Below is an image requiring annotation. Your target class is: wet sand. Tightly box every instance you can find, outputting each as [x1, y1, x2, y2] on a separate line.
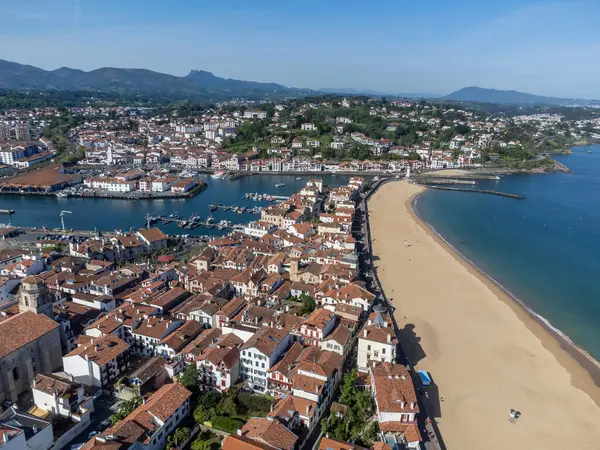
[369, 180, 600, 450]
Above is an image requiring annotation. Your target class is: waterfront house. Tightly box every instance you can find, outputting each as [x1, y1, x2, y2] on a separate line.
[370, 362, 422, 449]
[357, 305, 398, 371]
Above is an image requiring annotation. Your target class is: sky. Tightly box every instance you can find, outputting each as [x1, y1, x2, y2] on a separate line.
[1, 0, 600, 98]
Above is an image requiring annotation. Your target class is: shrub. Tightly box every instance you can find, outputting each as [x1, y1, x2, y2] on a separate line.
[211, 416, 245, 434]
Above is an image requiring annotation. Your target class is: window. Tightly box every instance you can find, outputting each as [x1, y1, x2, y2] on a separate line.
[12, 367, 19, 381]
[367, 345, 371, 351]
[382, 348, 386, 355]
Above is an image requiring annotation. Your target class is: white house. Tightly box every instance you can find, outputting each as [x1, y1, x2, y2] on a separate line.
[62, 334, 131, 387]
[243, 221, 277, 238]
[240, 327, 290, 392]
[357, 305, 398, 371]
[196, 344, 240, 392]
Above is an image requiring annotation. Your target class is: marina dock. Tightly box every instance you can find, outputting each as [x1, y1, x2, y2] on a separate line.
[145, 214, 244, 231]
[208, 204, 262, 214]
[243, 192, 290, 201]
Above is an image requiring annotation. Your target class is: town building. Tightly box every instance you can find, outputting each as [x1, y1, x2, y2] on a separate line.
[62, 334, 131, 387]
[357, 305, 398, 371]
[0, 312, 63, 404]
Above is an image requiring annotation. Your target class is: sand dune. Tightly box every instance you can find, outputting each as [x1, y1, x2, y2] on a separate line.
[369, 180, 600, 450]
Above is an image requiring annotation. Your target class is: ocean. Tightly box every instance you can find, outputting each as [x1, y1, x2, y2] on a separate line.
[414, 144, 600, 362]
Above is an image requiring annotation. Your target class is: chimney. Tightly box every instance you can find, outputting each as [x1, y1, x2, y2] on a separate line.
[387, 333, 391, 343]
[236, 429, 242, 436]
[306, 405, 310, 414]
[32, 425, 38, 434]
[2, 432, 8, 443]
[400, 401, 405, 409]
[363, 329, 367, 338]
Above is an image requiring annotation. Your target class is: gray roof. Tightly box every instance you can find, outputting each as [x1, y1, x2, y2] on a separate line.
[0, 407, 51, 441]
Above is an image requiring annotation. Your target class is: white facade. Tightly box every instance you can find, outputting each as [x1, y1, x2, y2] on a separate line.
[357, 334, 396, 371]
[243, 222, 277, 238]
[84, 178, 136, 192]
[240, 337, 290, 392]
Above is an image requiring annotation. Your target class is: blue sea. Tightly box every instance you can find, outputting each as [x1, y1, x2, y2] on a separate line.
[415, 145, 600, 362]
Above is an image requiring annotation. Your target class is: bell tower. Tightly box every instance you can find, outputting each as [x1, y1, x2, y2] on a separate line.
[19, 276, 53, 318]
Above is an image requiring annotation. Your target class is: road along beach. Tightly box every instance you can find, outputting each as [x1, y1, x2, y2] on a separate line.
[368, 180, 600, 450]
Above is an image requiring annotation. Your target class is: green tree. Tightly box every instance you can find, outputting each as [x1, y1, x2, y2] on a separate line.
[191, 440, 211, 450]
[298, 294, 316, 315]
[179, 364, 199, 391]
[110, 397, 142, 424]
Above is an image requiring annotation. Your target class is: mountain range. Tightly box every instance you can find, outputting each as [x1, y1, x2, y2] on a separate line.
[0, 59, 598, 106]
[0, 59, 309, 100]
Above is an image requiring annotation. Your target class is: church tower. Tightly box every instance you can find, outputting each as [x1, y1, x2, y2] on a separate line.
[19, 276, 53, 318]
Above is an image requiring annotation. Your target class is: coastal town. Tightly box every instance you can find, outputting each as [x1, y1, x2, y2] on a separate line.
[0, 172, 440, 450]
[0, 96, 597, 198]
[1, 93, 600, 450]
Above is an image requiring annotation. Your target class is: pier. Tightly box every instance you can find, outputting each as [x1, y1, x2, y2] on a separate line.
[419, 185, 525, 199]
[145, 214, 244, 231]
[243, 192, 290, 202]
[208, 204, 262, 214]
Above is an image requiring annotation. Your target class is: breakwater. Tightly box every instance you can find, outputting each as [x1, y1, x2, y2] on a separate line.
[420, 185, 525, 199]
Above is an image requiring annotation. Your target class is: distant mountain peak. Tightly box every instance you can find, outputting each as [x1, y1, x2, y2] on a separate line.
[442, 86, 597, 106]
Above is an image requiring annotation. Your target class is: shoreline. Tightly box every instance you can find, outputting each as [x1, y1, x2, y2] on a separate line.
[411, 191, 600, 404]
[368, 180, 600, 449]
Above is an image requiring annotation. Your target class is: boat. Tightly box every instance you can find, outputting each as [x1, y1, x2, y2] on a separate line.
[178, 221, 188, 228]
[209, 204, 217, 211]
[56, 191, 69, 198]
[207, 215, 215, 224]
[296, 177, 302, 180]
[587, 150, 593, 154]
[211, 170, 226, 179]
[0, 209, 15, 215]
[275, 183, 285, 187]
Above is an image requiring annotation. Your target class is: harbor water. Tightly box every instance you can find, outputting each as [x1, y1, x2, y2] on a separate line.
[0, 174, 359, 235]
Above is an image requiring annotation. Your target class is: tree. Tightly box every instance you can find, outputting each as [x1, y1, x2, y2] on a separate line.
[167, 427, 190, 450]
[179, 364, 199, 391]
[191, 440, 211, 450]
[110, 397, 142, 424]
[298, 294, 316, 315]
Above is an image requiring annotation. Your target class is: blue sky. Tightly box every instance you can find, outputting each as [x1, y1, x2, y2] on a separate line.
[1, 0, 599, 98]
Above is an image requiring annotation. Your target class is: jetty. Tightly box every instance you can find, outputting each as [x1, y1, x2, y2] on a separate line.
[145, 214, 244, 231]
[243, 192, 290, 202]
[421, 185, 525, 199]
[208, 204, 262, 214]
[417, 179, 476, 186]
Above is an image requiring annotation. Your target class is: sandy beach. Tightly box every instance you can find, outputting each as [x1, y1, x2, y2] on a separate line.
[369, 180, 600, 450]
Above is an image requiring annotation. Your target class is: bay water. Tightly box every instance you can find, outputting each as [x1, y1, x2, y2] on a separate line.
[415, 145, 600, 362]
